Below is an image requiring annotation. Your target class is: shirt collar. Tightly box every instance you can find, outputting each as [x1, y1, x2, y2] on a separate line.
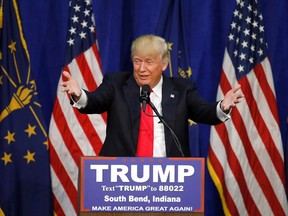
[151, 75, 163, 97]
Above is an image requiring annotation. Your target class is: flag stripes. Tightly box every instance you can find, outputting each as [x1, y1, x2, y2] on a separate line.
[207, 153, 243, 216]
[49, 3, 106, 213]
[49, 53, 105, 215]
[49, 139, 78, 213]
[209, 48, 287, 215]
[253, 64, 279, 124]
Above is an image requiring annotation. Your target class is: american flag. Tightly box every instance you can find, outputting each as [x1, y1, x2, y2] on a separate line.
[48, 0, 106, 215]
[208, 0, 288, 215]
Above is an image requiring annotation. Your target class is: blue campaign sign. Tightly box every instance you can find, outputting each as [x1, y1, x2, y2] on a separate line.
[80, 157, 204, 213]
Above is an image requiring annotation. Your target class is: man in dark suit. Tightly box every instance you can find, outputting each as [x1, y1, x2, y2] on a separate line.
[61, 34, 243, 157]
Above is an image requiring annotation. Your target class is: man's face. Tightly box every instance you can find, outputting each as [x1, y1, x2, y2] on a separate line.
[133, 54, 168, 88]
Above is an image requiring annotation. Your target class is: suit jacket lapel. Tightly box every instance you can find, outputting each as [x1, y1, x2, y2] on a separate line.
[123, 74, 140, 153]
[162, 76, 178, 155]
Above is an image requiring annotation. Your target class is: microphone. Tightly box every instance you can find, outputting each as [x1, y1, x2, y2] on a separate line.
[140, 84, 150, 112]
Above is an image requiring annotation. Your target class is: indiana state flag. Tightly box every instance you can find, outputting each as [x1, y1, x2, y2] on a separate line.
[0, 1, 52, 215]
[156, 0, 199, 156]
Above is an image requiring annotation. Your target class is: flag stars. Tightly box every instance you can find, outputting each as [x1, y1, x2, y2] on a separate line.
[43, 139, 49, 150]
[167, 42, 173, 51]
[259, 38, 264, 44]
[246, 16, 252, 24]
[74, 4, 81, 12]
[4, 130, 15, 144]
[237, 26, 241, 32]
[238, 13, 243, 20]
[1, 152, 12, 165]
[239, 53, 246, 60]
[239, 1, 245, 8]
[67, 0, 97, 52]
[236, 38, 240, 44]
[241, 41, 248, 48]
[79, 31, 86, 39]
[233, 10, 239, 17]
[89, 25, 95, 33]
[71, 15, 79, 23]
[258, 49, 264, 56]
[252, 20, 258, 28]
[188, 119, 196, 126]
[83, 9, 90, 16]
[243, 28, 250, 36]
[259, 14, 263, 21]
[8, 41, 17, 53]
[85, 0, 92, 5]
[23, 150, 35, 164]
[236, 0, 244, 7]
[231, 22, 237, 29]
[69, 27, 76, 35]
[253, 9, 258, 16]
[67, 38, 74, 46]
[237, 65, 245, 72]
[228, 1, 268, 76]
[81, 20, 88, 28]
[25, 124, 37, 138]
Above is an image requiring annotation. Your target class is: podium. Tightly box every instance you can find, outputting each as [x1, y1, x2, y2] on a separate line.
[79, 157, 204, 216]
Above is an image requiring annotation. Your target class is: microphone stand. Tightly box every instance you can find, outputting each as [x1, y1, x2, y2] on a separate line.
[147, 101, 185, 157]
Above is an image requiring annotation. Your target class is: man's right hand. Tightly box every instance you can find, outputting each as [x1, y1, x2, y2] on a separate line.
[60, 71, 82, 101]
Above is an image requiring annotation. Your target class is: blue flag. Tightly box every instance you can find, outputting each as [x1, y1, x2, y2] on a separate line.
[0, 1, 52, 215]
[156, 0, 200, 156]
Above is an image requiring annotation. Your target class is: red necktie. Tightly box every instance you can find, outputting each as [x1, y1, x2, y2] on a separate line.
[136, 103, 154, 157]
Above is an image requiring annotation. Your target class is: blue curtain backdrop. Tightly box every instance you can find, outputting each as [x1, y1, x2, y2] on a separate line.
[16, 0, 288, 215]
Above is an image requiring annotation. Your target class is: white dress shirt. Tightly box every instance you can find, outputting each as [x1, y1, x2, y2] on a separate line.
[149, 76, 166, 157]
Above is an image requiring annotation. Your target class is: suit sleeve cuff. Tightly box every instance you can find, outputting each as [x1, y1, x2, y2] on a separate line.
[216, 100, 231, 122]
[72, 89, 88, 109]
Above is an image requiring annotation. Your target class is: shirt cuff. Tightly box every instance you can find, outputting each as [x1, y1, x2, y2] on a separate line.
[216, 100, 231, 122]
[72, 89, 88, 109]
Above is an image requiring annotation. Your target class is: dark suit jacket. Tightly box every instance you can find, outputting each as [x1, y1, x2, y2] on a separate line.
[78, 72, 222, 157]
